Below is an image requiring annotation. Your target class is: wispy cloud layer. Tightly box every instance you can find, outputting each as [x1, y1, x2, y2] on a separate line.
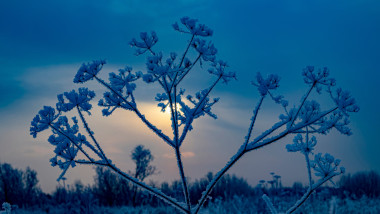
[0, 0, 379, 192]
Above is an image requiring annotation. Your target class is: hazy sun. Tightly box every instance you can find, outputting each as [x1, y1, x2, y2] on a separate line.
[164, 103, 181, 114]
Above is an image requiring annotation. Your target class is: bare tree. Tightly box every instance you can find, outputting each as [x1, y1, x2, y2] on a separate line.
[131, 145, 157, 182]
[130, 145, 156, 206]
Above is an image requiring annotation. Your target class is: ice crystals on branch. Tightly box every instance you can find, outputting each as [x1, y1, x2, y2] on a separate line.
[155, 93, 169, 112]
[307, 111, 353, 136]
[331, 88, 360, 116]
[302, 66, 336, 94]
[56, 88, 95, 114]
[299, 100, 321, 124]
[98, 66, 141, 116]
[74, 60, 106, 83]
[98, 91, 136, 116]
[252, 72, 288, 108]
[166, 52, 177, 66]
[192, 38, 217, 62]
[109, 66, 142, 93]
[286, 134, 317, 154]
[130, 31, 158, 55]
[187, 90, 219, 120]
[208, 60, 236, 84]
[142, 73, 155, 83]
[30, 106, 59, 138]
[172, 17, 213, 37]
[142, 53, 177, 84]
[312, 153, 345, 179]
[252, 72, 280, 96]
[146, 53, 168, 77]
[46, 114, 85, 181]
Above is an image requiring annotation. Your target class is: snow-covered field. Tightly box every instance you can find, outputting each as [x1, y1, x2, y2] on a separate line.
[10, 196, 380, 214]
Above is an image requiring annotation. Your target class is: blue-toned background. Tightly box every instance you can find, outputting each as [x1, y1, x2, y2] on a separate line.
[0, 0, 379, 192]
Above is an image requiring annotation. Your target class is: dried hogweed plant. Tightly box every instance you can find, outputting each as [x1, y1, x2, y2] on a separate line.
[30, 17, 359, 213]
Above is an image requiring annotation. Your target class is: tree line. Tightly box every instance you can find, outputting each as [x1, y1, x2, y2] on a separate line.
[1, 161, 379, 213]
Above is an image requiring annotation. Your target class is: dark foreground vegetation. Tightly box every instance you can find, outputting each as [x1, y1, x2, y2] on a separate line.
[1, 162, 379, 213]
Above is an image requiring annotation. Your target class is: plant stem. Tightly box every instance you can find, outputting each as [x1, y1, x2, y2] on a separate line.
[77, 107, 108, 162]
[49, 125, 94, 162]
[289, 83, 316, 128]
[286, 173, 339, 214]
[305, 127, 313, 186]
[244, 95, 265, 149]
[175, 147, 191, 212]
[247, 107, 338, 151]
[193, 149, 245, 214]
[94, 76, 174, 147]
[179, 75, 222, 146]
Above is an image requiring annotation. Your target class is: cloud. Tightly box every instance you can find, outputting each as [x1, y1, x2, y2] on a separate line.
[163, 151, 195, 159]
[1, 0, 380, 193]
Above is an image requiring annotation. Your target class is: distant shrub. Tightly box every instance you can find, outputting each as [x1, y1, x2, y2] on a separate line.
[339, 170, 380, 198]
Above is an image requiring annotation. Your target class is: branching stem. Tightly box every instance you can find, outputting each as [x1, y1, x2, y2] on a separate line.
[77, 106, 108, 162]
[49, 124, 94, 162]
[289, 83, 316, 128]
[94, 76, 174, 147]
[193, 149, 245, 214]
[178, 75, 222, 146]
[286, 173, 339, 214]
[244, 95, 265, 149]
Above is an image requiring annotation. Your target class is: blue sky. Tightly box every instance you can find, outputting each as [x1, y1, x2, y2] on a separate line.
[0, 0, 379, 192]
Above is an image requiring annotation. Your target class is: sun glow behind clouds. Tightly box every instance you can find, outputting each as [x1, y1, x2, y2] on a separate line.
[163, 103, 181, 114]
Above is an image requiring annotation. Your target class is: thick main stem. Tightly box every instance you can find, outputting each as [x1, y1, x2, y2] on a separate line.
[169, 77, 190, 211]
[175, 147, 191, 212]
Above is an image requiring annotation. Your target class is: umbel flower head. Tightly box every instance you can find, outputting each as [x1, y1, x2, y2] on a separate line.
[251, 72, 280, 96]
[109, 66, 142, 94]
[208, 60, 236, 84]
[30, 106, 59, 138]
[172, 17, 213, 37]
[130, 31, 158, 55]
[74, 60, 106, 83]
[331, 88, 360, 116]
[192, 38, 217, 62]
[286, 134, 317, 154]
[312, 153, 345, 179]
[302, 66, 335, 93]
[56, 88, 95, 114]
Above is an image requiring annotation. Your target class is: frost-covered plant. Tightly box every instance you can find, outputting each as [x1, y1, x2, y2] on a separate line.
[1, 202, 11, 214]
[30, 17, 359, 214]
